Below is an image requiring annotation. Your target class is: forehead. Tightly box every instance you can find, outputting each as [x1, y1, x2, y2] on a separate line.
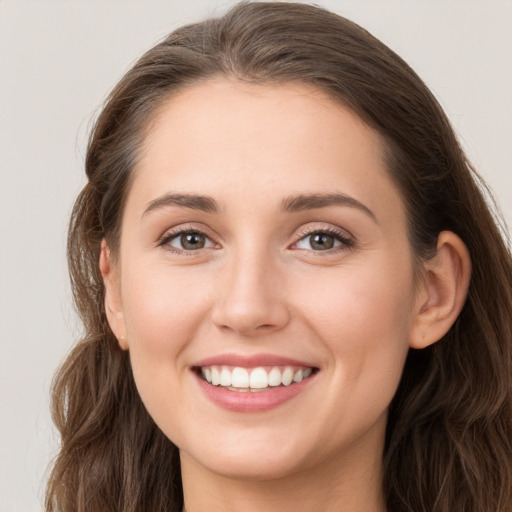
[128, 78, 404, 224]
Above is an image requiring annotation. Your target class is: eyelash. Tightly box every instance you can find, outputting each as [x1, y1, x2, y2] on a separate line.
[157, 225, 354, 254]
[293, 226, 354, 253]
[157, 226, 216, 255]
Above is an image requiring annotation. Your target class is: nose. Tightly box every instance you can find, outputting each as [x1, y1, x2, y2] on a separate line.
[211, 250, 290, 338]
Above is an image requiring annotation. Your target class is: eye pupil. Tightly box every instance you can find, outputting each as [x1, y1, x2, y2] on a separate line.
[310, 233, 334, 250]
[181, 232, 205, 250]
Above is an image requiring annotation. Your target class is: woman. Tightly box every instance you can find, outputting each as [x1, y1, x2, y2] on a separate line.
[46, 2, 512, 511]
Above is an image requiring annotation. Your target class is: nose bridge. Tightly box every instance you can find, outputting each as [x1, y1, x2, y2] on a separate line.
[212, 237, 289, 336]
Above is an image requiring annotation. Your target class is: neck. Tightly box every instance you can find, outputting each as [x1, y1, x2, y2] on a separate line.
[180, 429, 387, 512]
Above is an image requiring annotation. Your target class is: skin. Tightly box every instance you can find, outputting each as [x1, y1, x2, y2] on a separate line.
[101, 79, 471, 512]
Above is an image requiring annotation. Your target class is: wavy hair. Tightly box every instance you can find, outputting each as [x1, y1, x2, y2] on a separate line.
[46, 2, 512, 511]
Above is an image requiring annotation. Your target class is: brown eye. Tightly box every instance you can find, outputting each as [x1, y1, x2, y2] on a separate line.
[294, 229, 352, 252]
[163, 230, 215, 251]
[309, 233, 335, 250]
[180, 232, 206, 250]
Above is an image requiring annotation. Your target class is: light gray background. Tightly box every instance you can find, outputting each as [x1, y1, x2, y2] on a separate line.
[1, 1, 511, 510]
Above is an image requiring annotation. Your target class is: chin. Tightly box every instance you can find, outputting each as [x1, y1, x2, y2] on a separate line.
[180, 433, 312, 482]
[193, 455, 305, 482]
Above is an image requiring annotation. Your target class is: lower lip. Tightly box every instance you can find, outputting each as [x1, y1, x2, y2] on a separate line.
[194, 371, 316, 413]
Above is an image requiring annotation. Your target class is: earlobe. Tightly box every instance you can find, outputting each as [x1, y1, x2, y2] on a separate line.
[409, 231, 471, 349]
[99, 239, 128, 350]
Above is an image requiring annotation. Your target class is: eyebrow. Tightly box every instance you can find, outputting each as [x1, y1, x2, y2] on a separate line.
[142, 193, 220, 217]
[281, 193, 377, 222]
[142, 191, 377, 222]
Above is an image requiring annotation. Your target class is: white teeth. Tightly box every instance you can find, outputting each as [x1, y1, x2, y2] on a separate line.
[231, 367, 249, 388]
[201, 365, 314, 389]
[268, 367, 282, 387]
[249, 367, 268, 389]
[220, 367, 232, 387]
[281, 367, 294, 386]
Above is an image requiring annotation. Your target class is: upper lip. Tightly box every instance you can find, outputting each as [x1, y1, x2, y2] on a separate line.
[193, 353, 317, 368]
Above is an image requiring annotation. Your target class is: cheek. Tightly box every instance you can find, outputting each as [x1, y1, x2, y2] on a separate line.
[120, 263, 211, 414]
[292, 261, 414, 441]
[119, 264, 216, 435]
[122, 263, 209, 352]
[294, 256, 415, 392]
[298, 255, 414, 340]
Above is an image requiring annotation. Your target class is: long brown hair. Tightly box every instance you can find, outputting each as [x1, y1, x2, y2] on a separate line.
[46, 3, 512, 511]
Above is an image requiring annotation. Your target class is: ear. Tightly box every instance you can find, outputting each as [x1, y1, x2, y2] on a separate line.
[409, 231, 471, 349]
[99, 239, 128, 350]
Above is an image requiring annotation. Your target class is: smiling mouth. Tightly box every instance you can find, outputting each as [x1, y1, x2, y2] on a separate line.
[195, 365, 318, 392]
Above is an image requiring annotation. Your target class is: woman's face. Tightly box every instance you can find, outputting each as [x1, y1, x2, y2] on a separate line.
[107, 79, 421, 480]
